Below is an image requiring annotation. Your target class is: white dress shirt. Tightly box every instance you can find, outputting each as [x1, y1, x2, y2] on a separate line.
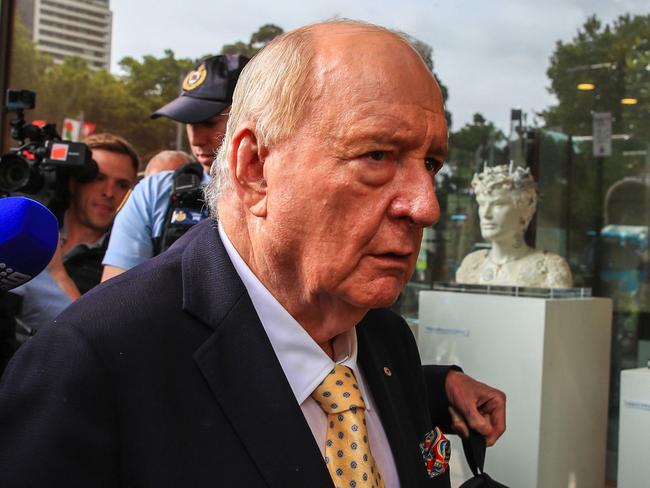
[218, 223, 400, 487]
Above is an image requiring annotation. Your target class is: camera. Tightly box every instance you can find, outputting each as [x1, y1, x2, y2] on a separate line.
[0, 89, 97, 209]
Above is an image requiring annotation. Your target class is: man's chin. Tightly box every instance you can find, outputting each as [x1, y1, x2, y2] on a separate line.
[86, 217, 112, 234]
[345, 281, 404, 310]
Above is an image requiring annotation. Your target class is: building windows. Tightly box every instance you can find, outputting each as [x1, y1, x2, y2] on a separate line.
[19, 0, 112, 70]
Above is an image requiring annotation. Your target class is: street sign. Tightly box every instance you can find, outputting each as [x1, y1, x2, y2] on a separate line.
[592, 112, 612, 157]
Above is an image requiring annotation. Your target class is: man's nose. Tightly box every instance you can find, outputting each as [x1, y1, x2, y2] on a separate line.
[387, 162, 440, 227]
[187, 125, 207, 147]
[100, 179, 115, 199]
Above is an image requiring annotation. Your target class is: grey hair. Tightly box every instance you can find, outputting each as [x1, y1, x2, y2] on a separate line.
[204, 19, 431, 218]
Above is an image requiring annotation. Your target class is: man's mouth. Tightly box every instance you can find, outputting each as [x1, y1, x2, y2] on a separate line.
[197, 154, 213, 163]
[93, 203, 114, 214]
[369, 251, 413, 265]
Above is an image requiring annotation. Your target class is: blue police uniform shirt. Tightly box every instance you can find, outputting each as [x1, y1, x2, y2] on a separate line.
[102, 169, 211, 271]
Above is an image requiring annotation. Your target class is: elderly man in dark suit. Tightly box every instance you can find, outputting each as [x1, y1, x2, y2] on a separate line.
[0, 20, 505, 487]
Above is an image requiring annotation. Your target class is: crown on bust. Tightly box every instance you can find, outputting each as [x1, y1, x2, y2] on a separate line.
[472, 162, 537, 195]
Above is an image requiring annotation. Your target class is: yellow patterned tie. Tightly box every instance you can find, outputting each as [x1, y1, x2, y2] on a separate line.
[311, 365, 385, 488]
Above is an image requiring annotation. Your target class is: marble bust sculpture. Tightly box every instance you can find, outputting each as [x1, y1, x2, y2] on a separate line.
[455, 164, 572, 288]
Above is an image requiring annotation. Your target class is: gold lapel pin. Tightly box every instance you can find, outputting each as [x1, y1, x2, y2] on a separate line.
[383, 366, 392, 377]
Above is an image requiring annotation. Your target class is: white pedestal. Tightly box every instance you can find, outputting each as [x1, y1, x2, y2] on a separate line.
[617, 368, 650, 488]
[417, 291, 612, 488]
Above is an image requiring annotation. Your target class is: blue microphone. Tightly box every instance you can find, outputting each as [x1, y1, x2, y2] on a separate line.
[0, 197, 59, 291]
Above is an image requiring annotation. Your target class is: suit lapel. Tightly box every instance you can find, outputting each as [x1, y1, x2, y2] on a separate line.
[357, 314, 426, 487]
[182, 222, 332, 488]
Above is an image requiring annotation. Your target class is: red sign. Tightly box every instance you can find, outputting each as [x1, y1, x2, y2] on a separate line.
[50, 143, 69, 161]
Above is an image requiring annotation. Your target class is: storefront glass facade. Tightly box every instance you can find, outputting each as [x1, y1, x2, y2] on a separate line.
[396, 114, 650, 482]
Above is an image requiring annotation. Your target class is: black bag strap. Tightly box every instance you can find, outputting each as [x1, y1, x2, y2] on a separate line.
[459, 430, 510, 488]
[462, 429, 486, 476]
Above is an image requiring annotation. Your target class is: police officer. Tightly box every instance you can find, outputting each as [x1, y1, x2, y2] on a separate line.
[101, 54, 249, 281]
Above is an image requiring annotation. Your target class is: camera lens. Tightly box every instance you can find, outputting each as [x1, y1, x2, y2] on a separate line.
[0, 153, 31, 192]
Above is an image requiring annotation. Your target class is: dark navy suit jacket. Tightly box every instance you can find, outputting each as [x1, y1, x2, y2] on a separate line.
[0, 220, 453, 487]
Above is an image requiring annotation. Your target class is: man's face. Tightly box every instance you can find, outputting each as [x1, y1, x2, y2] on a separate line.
[477, 190, 523, 242]
[69, 149, 137, 232]
[259, 30, 448, 312]
[186, 111, 229, 173]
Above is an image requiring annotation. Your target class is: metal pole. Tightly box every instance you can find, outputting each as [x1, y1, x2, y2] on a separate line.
[0, 0, 16, 153]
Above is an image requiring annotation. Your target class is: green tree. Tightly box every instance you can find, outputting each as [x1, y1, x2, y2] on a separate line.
[450, 113, 505, 154]
[31, 57, 161, 159]
[6, 21, 288, 161]
[118, 50, 195, 157]
[250, 24, 284, 50]
[543, 14, 650, 139]
[221, 41, 253, 56]
[449, 113, 506, 179]
[221, 24, 284, 57]
[8, 16, 52, 94]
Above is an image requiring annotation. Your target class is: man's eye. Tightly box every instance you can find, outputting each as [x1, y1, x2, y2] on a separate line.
[367, 151, 386, 161]
[425, 158, 443, 174]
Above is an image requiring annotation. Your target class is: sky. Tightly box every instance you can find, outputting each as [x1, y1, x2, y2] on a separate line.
[110, 0, 649, 133]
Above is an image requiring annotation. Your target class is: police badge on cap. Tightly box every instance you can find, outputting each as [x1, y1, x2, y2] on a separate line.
[151, 54, 250, 124]
[182, 64, 208, 92]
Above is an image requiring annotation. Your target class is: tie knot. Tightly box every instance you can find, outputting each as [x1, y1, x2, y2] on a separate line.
[311, 365, 365, 414]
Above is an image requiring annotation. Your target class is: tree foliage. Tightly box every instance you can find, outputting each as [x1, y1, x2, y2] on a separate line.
[543, 14, 650, 139]
[449, 113, 507, 180]
[8, 19, 469, 167]
[450, 113, 505, 154]
[221, 23, 284, 57]
[8, 17, 51, 93]
[6, 20, 283, 162]
[250, 24, 284, 50]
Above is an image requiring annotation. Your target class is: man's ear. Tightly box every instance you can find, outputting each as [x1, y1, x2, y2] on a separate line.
[229, 125, 268, 218]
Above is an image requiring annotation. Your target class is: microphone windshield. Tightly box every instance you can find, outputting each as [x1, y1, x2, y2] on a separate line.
[0, 197, 59, 291]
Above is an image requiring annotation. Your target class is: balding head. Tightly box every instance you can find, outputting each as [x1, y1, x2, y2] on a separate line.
[144, 150, 194, 177]
[206, 20, 443, 214]
[207, 19, 447, 338]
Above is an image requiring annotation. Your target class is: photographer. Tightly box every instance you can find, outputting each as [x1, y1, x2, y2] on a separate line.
[10, 133, 138, 331]
[101, 54, 248, 281]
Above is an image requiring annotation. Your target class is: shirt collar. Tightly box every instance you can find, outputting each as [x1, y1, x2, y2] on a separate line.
[217, 222, 371, 409]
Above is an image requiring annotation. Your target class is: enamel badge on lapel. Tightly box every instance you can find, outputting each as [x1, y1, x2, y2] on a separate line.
[420, 427, 451, 478]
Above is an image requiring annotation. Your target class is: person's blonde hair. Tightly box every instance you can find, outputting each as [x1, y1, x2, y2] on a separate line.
[205, 19, 427, 217]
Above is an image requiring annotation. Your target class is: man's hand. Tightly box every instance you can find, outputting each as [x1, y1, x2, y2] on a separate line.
[445, 370, 506, 446]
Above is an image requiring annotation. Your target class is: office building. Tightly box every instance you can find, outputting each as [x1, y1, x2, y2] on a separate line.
[17, 0, 112, 71]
